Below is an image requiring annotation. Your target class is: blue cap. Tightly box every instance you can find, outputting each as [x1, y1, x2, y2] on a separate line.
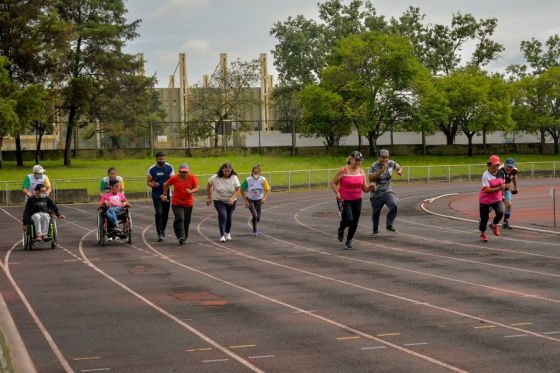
[504, 158, 515, 167]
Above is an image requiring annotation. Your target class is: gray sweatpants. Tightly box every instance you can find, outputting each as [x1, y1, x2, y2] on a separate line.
[31, 212, 50, 237]
[370, 191, 398, 231]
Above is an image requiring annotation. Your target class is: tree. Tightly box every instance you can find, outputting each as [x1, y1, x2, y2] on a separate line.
[321, 32, 426, 155]
[270, 0, 387, 87]
[514, 67, 560, 154]
[0, 0, 68, 166]
[55, 0, 142, 166]
[270, 85, 302, 133]
[0, 57, 19, 169]
[187, 58, 260, 148]
[298, 85, 351, 147]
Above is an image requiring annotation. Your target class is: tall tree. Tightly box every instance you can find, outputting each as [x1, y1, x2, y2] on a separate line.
[0, 0, 68, 166]
[0, 57, 19, 169]
[55, 0, 141, 166]
[321, 32, 426, 155]
[298, 85, 351, 147]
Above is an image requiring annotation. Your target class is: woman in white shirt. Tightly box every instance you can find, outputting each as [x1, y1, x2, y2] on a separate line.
[206, 163, 241, 242]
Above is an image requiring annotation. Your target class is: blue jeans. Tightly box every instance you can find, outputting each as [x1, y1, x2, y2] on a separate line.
[370, 191, 398, 231]
[213, 200, 236, 236]
[106, 206, 124, 231]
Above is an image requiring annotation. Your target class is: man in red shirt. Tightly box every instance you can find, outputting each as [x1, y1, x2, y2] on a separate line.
[162, 163, 199, 244]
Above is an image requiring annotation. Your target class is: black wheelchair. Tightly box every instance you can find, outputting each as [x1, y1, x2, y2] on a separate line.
[97, 207, 132, 245]
[22, 214, 57, 250]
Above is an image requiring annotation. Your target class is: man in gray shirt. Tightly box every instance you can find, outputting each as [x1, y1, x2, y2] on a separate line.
[369, 149, 403, 234]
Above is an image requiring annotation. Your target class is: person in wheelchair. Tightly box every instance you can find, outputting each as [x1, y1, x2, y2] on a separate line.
[22, 184, 64, 241]
[99, 179, 130, 238]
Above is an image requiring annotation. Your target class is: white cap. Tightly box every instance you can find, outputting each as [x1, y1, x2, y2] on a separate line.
[32, 165, 46, 173]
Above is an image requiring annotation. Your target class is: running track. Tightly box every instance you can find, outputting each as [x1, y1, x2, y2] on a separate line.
[1, 179, 559, 372]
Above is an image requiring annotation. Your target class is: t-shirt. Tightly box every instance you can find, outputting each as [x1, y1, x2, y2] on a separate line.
[369, 160, 400, 196]
[208, 174, 241, 203]
[99, 192, 127, 208]
[241, 176, 270, 201]
[166, 174, 199, 207]
[147, 163, 174, 198]
[99, 176, 125, 194]
[479, 170, 505, 205]
[499, 165, 518, 184]
[22, 174, 51, 197]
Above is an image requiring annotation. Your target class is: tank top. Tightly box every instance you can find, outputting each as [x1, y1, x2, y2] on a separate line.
[339, 168, 364, 200]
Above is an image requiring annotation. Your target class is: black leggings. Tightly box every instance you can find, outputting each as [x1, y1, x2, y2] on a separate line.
[247, 199, 262, 232]
[339, 199, 362, 241]
[152, 197, 170, 234]
[479, 201, 504, 232]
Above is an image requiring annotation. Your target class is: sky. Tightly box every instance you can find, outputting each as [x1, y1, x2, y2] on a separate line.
[124, 0, 560, 87]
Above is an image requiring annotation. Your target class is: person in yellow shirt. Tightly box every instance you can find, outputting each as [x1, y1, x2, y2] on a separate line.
[22, 165, 51, 198]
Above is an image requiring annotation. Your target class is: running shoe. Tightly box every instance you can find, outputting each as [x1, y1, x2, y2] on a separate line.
[220, 236, 226, 242]
[157, 233, 163, 242]
[252, 231, 258, 237]
[386, 225, 397, 232]
[179, 237, 185, 245]
[337, 227, 344, 242]
[489, 223, 501, 236]
[344, 240, 353, 249]
[480, 232, 488, 242]
[225, 233, 232, 241]
[502, 222, 512, 229]
[373, 229, 379, 235]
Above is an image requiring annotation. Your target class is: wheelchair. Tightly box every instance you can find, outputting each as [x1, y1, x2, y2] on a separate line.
[22, 214, 57, 250]
[97, 207, 132, 245]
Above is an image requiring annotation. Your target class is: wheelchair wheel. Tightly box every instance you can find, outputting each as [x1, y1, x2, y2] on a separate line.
[125, 212, 132, 244]
[23, 224, 34, 250]
[97, 213, 106, 246]
[49, 218, 57, 249]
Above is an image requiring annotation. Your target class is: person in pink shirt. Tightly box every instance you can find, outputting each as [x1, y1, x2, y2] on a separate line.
[99, 179, 129, 235]
[479, 155, 511, 242]
[331, 151, 371, 249]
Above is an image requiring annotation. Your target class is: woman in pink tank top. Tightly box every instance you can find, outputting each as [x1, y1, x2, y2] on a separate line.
[331, 151, 372, 249]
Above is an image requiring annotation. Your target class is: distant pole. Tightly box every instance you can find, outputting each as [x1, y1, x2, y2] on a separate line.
[553, 188, 557, 228]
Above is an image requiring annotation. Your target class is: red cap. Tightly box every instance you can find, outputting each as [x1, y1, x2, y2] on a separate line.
[488, 155, 500, 166]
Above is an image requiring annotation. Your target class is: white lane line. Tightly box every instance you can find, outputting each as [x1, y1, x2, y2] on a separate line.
[361, 346, 387, 350]
[81, 369, 110, 372]
[0, 209, 75, 373]
[198, 211, 560, 346]
[543, 331, 560, 335]
[78, 230, 264, 373]
[249, 355, 276, 359]
[202, 359, 230, 363]
[291, 202, 560, 305]
[183, 223, 467, 373]
[294, 309, 316, 314]
[403, 342, 429, 347]
[504, 334, 528, 338]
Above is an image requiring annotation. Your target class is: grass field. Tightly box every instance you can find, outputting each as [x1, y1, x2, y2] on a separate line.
[1, 153, 558, 195]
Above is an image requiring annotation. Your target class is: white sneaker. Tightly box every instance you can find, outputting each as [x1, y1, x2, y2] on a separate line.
[219, 236, 226, 242]
[225, 233, 232, 241]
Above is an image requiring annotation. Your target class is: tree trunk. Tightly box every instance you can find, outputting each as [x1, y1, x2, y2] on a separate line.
[540, 128, 546, 155]
[15, 135, 23, 166]
[64, 106, 77, 166]
[0, 137, 3, 169]
[421, 130, 426, 155]
[467, 134, 474, 157]
[482, 127, 487, 153]
[367, 131, 377, 157]
[35, 125, 45, 165]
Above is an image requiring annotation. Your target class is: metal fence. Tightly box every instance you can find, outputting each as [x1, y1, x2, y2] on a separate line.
[2, 161, 557, 206]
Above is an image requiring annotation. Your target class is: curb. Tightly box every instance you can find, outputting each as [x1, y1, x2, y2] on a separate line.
[0, 291, 37, 373]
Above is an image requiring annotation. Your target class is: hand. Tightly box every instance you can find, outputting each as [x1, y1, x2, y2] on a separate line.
[227, 197, 235, 206]
[262, 197, 268, 204]
[206, 198, 211, 206]
[511, 189, 518, 195]
[58, 215, 65, 220]
[244, 199, 250, 207]
[152, 181, 159, 188]
[161, 195, 168, 202]
[22, 224, 27, 231]
[335, 192, 341, 200]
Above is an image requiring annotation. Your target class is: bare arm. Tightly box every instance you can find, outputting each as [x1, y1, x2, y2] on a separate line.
[331, 168, 345, 199]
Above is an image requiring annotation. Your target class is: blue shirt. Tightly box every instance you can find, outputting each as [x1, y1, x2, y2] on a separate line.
[147, 163, 174, 198]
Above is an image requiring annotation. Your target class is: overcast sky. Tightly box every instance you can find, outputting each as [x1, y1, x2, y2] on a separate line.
[124, 0, 560, 87]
